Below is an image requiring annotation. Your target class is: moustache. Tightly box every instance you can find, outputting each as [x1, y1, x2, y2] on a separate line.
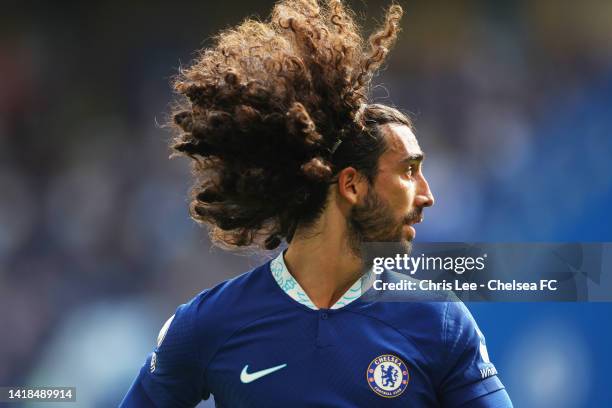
[402, 209, 422, 225]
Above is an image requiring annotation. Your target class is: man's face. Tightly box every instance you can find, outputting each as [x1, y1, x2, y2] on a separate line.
[348, 123, 434, 249]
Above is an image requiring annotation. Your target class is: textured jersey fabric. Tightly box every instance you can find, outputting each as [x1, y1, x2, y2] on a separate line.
[120, 256, 512, 407]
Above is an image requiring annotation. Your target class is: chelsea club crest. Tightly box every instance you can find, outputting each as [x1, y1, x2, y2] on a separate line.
[366, 354, 409, 398]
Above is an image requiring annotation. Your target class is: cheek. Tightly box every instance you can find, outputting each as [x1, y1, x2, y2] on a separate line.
[377, 175, 415, 211]
[395, 179, 415, 209]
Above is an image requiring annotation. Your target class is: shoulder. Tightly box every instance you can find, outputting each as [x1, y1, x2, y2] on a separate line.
[186, 260, 273, 314]
[129, 261, 281, 406]
[167, 260, 288, 365]
[360, 270, 458, 329]
[356, 271, 481, 371]
[371, 270, 481, 346]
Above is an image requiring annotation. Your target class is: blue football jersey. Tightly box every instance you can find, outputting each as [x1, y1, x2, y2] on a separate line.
[120, 253, 512, 407]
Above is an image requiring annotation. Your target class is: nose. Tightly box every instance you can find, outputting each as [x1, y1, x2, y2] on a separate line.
[415, 175, 434, 208]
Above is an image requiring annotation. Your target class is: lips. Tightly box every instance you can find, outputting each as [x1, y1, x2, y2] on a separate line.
[405, 216, 423, 226]
[404, 215, 423, 240]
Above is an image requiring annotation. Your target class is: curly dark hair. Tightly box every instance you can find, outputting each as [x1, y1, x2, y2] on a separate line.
[169, 0, 411, 250]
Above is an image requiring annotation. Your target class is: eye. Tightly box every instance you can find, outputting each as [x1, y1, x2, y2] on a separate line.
[405, 164, 417, 178]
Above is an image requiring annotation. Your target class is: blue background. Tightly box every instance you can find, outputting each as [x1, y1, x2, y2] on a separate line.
[1, 1, 610, 407]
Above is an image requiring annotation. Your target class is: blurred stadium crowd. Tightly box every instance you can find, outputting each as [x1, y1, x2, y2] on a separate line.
[1, 1, 611, 406]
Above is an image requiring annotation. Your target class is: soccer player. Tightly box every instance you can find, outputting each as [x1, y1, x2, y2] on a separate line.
[121, 0, 513, 406]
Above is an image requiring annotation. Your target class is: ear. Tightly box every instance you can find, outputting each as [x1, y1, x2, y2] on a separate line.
[336, 167, 368, 205]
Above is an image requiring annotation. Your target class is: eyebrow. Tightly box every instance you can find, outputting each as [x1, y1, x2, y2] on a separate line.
[399, 152, 425, 164]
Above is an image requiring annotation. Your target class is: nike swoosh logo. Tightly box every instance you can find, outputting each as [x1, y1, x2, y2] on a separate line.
[240, 363, 287, 384]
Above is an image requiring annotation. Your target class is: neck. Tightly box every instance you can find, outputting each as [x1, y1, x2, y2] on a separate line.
[284, 203, 363, 309]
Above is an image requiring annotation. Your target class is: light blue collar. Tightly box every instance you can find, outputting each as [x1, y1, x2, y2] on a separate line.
[270, 251, 369, 309]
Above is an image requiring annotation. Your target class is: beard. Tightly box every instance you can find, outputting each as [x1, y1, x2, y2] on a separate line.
[346, 188, 421, 264]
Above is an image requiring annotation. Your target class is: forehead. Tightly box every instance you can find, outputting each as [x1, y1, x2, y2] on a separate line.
[383, 123, 422, 156]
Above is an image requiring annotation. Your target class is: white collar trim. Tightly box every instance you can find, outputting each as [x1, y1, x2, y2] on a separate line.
[270, 251, 369, 310]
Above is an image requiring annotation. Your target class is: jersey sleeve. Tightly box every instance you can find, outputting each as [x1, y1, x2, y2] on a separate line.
[438, 301, 512, 408]
[458, 389, 513, 408]
[120, 293, 209, 407]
